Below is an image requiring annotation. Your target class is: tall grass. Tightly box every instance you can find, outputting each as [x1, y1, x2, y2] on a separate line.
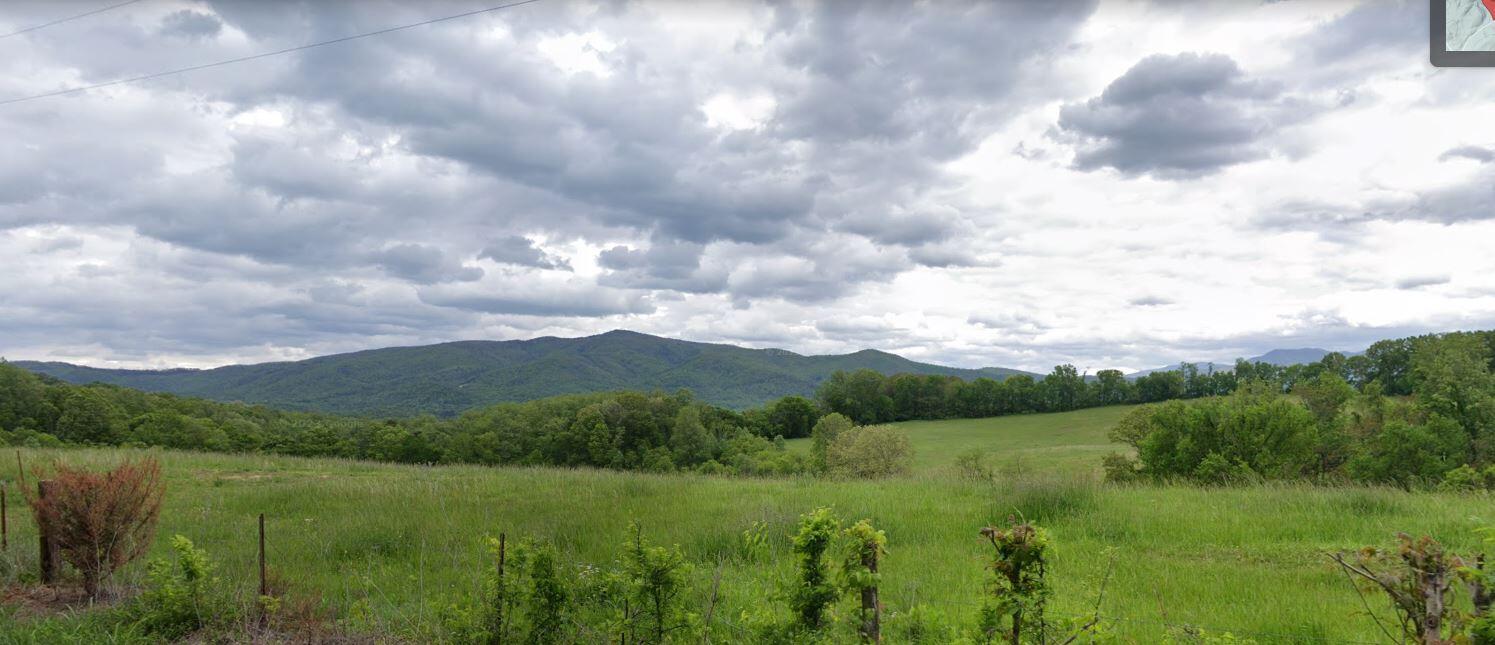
[0, 406, 1491, 642]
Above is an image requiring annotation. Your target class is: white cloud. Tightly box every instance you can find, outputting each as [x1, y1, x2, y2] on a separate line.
[2, 0, 1494, 376]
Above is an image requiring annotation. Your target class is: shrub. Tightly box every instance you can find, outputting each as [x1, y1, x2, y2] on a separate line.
[956, 448, 995, 482]
[1347, 417, 1462, 488]
[29, 458, 164, 598]
[824, 425, 913, 479]
[133, 535, 231, 639]
[1100, 453, 1140, 483]
[525, 542, 570, 644]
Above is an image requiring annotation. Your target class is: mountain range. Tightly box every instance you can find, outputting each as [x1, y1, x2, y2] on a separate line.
[1125, 347, 1358, 378]
[11, 330, 1034, 417]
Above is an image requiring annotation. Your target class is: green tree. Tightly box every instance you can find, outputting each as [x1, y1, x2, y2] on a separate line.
[810, 413, 856, 473]
[767, 395, 818, 439]
[56, 389, 123, 444]
[1411, 334, 1495, 463]
[668, 406, 713, 466]
[1092, 369, 1132, 406]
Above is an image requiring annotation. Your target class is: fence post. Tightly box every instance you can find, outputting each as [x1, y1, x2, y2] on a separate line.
[496, 532, 506, 644]
[861, 546, 880, 643]
[1, 484, 7, 551]
[259, 513, 268, 597]
[37, 480, 58, 584]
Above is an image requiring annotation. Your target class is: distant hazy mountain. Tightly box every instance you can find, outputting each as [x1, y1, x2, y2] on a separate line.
[13, 330, 1035, 417]
[1127, 347, 1358, 378]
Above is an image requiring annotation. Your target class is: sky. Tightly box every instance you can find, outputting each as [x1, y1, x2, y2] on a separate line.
[3, 0, 1495, 375]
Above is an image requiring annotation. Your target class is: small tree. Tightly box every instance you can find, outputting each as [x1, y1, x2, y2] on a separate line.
[979, 519, 1050, 645]
[790, 507, 842, 630]
[811, 414, 856, 473]
[620, 522, 692, 644]
[29, 458, 164, 598]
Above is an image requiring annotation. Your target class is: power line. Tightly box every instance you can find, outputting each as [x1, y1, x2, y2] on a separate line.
[0, 0, 545, 107]
[0, 0, 145, 40]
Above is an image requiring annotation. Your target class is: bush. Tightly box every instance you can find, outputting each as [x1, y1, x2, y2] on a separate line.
[29, 458, 164, 598]
[789, 507, 841, 631]
[956, 448, 994, 482]
[133, 535, 231, 639]
[1101, 453, 1141, 483]
[824, 425, 913, 479]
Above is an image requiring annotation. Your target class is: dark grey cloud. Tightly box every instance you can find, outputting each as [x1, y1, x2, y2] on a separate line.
[416, 282, 655, 318]
[372, 244, 483, 284]
[1440, 145, 1495, 163]
[479, 236, 570, 270]
[1057, 52, 1304, 177]
[160, 10, 223, 40]
[1395, 275, 1450, 290]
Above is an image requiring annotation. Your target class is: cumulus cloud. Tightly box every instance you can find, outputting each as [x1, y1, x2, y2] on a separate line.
[4, 0, 1495, 373]
[1057, 52, 1306, 177]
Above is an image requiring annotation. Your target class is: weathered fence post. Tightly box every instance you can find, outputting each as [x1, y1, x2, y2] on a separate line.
[14, 450, 24, 489]
[259, 513, 268, 597]
[37, 480, 59, 584]
[861, 546, 880, 643]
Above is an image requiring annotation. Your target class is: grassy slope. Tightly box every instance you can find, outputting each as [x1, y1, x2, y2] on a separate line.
[2, 407, 1493, 642]
[14, 330, 1034, 417]
[786, 405, 1136, 477]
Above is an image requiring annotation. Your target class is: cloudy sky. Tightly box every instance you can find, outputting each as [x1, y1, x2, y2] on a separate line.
[3, 0, 1494, 374]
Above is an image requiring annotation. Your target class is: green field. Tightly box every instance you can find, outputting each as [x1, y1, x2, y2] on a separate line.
[3, 406, 1493, 643]
[786, 406, 1136, 477]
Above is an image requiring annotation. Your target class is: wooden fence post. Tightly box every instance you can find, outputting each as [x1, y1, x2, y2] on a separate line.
[259, 513, 268, 597]
[1, 484, 8, 551]
[37, 480, 58, 584]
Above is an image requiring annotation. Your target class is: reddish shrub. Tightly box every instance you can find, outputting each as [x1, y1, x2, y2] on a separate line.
[29, 458, 164, 598]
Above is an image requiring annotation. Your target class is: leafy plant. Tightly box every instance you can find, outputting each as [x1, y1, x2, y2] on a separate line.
[978, 518, 1050, 644]
[132, 535, 231, 639]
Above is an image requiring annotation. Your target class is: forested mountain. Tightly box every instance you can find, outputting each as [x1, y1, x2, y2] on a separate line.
[12, 330, 1033, 416]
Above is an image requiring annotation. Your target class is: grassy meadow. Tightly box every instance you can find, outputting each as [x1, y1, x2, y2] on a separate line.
[2, 406, 1493, 643]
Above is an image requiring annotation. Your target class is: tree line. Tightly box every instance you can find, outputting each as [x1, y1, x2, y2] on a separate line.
[2, 328, 1488, 479]
[1106, 330, 1495, 488]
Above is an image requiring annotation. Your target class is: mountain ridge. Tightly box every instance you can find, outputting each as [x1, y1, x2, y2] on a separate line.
[1125, 347, 1362, 378]
[11, 330, 1035, 417]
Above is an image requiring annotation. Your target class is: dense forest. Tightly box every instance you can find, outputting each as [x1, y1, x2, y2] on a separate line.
[3, 329, 1491, 485]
